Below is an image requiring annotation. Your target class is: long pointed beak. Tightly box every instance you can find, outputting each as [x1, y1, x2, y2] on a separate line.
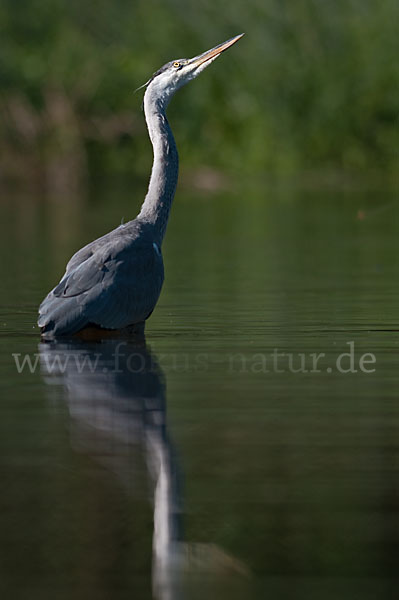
[190, 33, 244, 67]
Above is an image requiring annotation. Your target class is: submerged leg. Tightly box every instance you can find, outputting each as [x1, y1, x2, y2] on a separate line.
[72, 321, 146, 341]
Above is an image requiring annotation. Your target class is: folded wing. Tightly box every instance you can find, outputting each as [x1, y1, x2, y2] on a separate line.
[38, 233, 163, 337]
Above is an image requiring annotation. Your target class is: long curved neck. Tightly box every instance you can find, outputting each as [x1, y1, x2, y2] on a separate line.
[137, 91, 179, 245]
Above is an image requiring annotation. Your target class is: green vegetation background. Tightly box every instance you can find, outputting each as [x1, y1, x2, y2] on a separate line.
[0, 0, 397, 185]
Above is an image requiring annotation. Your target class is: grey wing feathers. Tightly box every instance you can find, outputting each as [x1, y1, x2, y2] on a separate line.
[64, 229, 113, 274]
[38, 229, 164, 338]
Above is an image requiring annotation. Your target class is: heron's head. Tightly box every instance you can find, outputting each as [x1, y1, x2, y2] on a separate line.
[142, 34, 244, 108]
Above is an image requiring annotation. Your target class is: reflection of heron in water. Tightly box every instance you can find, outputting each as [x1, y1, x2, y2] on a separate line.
[39, 340, 247, 599]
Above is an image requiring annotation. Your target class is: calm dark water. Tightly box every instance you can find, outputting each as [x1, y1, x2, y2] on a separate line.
[0, 183, 398, 599]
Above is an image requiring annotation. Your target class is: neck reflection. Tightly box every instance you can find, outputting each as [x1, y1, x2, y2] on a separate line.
[39, 339, 181, 599]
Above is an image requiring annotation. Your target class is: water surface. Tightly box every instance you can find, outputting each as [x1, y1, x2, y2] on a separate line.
[0, 183, 398, 599]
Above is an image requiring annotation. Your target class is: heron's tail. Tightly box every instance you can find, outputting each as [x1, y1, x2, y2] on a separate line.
[38, 293, 87, 338]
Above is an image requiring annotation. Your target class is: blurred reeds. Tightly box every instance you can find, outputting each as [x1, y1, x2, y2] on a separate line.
[0, 0, 397, 190]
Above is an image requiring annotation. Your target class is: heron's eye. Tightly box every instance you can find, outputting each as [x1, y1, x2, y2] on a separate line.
[173, 62, 181, 69]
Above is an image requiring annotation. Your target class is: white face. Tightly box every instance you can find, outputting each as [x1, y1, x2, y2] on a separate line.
[143, 34, 244, 107]
[144, 55, 219, 106]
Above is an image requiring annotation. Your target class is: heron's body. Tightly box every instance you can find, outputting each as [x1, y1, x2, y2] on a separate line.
[38, 34, 243, 339]
[38, 221, 164, 337]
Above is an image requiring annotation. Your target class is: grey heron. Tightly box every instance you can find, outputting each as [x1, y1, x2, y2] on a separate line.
[38, 34, 244, 339]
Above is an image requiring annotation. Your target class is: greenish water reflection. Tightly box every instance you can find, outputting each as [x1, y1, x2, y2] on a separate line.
[0, 183, 398, 599]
